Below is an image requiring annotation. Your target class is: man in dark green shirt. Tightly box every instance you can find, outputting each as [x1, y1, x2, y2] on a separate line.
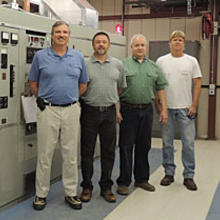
[116, 34, 168, 195]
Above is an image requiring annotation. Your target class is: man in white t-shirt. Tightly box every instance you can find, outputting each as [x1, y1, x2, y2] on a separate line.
[156, 30, 202, 191]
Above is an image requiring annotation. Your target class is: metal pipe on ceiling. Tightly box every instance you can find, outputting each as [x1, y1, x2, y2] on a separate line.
[187, 0, 192, 15]
[122, 0, 125, 36]
[124, 0, 208, 7]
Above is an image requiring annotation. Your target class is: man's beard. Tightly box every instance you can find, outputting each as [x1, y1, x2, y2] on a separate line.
[95, 48, 107, 55]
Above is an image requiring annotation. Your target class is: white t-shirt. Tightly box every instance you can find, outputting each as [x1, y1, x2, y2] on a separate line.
[156, 53, 202, 109]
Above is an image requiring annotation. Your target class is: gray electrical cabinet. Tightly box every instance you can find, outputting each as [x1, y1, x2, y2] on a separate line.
[149, 40, 200, 138]
[0, 6, 126, 208]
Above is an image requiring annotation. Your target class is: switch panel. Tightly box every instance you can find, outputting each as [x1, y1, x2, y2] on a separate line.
[1, 31, 9, 44]
[1, 51, 8, 69]
[28, 35, 45, 47]
[26, 47, 41, 64]
[0, 96, 8, 109]
[209, 84, 215, 95]
[11, 33, 18, 45]
[2, 72, 6, 80]
[10, 65, 15, 97]
[1, 117, 7, 124]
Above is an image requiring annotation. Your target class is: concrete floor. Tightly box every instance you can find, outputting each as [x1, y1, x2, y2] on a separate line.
[0, 138, 220, 220]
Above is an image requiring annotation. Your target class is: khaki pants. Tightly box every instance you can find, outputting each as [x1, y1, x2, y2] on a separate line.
[35, 103, 80, 198]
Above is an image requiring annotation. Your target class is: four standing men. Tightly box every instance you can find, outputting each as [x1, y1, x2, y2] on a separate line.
[80, 32, 126, 203]
[29, 21, 89, 210]
[156, 30, 202, 191]
[30, 21, 202, 211]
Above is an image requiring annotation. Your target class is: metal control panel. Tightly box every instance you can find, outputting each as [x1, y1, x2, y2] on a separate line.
[0, 25, 22, 208]
[0, 27, 19, 126]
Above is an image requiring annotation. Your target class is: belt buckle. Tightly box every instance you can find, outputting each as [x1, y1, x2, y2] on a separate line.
[99, 106, 107, 112]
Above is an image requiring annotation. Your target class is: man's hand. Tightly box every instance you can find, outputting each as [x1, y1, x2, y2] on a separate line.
[154, 99, 162, 114]
[156, 89, 168, 124]
[160, 108, 168, 124]
[116, 111, 123, 123]
[188, 104, 196, 116]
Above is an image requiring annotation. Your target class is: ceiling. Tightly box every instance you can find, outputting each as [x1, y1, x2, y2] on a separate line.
[124, 0, 209, 16]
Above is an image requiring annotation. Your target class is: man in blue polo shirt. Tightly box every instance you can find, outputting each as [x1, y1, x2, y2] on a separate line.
[29, 21, 89, 211]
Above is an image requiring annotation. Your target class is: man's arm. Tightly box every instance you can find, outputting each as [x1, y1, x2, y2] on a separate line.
[118, 88, 122, 95]
[116, 88, 123, 123]
[29, 81, 38, 97]
[157, 89, 168, 124]
[188, 77, 202, 116]
[79, 83, 87, 96]
[154, 92, 162, 114]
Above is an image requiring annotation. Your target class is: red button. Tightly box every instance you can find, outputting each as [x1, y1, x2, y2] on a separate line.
[2, 73, 6, 80]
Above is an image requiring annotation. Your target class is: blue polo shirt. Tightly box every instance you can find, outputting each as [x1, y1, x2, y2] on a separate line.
[29, 47, 89, 105]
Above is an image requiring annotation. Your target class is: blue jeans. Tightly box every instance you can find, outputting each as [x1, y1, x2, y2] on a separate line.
[117, 104, 153, 186]
[161, 108, 195, 178]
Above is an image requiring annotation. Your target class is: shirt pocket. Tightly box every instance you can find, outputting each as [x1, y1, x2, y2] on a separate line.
[124, 68, 136, 83]
[66, 63, 81, 79]
[108, 69, 120, 82]
[146, 72, 156, 85]
[125, 73, 135, 85]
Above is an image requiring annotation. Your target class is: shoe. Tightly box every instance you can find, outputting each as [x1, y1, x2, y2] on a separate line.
[134, 181, 155, 192]
[65, 196, 82, 209]
[117, 185, 129, 195]
[100, 190, 116, 203]
[33, 196, 47, 211]
[160, 175, 174, 186]
[80, 188, 92, 202]
[183, 178, 198, 191]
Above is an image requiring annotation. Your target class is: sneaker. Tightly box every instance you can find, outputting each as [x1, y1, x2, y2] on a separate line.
[80, 188, 92, 202]
[183, 178, 198, 191]
[160, 175, 174, 186]
[117, 185, 129, 195]
[134, 181, 155, 192]
[65, 196, 82, 209]
[33, 196, 47, 211]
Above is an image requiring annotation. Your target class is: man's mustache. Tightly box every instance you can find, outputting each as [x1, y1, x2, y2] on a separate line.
[58, 36, 65, 40]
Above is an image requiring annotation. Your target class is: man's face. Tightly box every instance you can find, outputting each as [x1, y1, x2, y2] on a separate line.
[131, 36, 147, 59]
[169, 36, 185, 53]
[51, 24, 70, 46]
[93, 35, 110, 56]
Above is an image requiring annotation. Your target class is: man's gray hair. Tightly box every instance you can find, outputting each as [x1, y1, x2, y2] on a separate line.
[51, 20, 70, 35]
[130, 34, 147, 46]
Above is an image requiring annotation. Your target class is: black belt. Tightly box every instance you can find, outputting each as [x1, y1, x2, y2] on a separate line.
[120, 101, 151, 109]
[84, 103, 115, 112]
[44, 101, 76, 107]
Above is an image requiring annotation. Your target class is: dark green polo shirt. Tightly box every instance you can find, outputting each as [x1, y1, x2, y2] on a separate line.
[120, 56, 168, 104]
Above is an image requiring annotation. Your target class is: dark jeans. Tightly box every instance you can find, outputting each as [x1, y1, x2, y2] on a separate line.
[80, 103, 116, 191]
[116, 104, 153, 186]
